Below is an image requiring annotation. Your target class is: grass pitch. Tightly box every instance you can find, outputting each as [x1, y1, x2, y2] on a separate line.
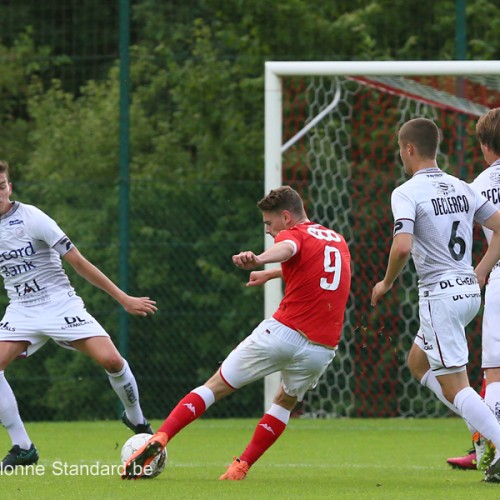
[1, 418, 499, 499]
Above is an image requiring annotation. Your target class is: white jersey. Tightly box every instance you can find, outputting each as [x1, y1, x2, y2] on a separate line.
[391, 167, 496, 290]
[0, 201, 76, 306]
[469, 158, 500, 281]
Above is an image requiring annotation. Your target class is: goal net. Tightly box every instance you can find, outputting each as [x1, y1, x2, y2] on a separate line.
[264, 61, 500, 418]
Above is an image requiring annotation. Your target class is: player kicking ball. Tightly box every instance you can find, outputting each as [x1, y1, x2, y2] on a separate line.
[122, 186, 351, 480]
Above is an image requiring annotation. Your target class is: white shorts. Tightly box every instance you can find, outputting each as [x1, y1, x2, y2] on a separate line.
[0, 295, 109, 357]
[414, 293, 480, 376]
[482, 276, 500, 369]
[219, 318, 336, 401]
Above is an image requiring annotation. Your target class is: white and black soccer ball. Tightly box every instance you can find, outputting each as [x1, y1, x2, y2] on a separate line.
[120, 433, 167, 479]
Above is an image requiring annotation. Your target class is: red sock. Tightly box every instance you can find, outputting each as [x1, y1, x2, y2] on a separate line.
[480, 373, 486, 399]
[239, 414, 287, 466]
[158, 392, 207, 439]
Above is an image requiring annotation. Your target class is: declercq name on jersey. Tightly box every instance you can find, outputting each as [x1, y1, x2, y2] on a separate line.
[481, 188, 500, 204]
[431, 195, 469, 216]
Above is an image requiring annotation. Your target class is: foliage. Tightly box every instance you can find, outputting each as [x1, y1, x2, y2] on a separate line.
[0, 29, 51, 173]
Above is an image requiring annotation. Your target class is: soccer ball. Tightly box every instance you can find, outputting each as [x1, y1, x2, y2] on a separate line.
[120, 433, 167, 479]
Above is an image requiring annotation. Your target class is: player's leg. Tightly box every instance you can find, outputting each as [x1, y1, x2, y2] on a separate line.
[220, 387, 297, 481]
[411, 297, 482, 428]
[482, 277, 500, 420]
[155, 317, 290, 444]
[0, 340, 39, 469]
[445, 375, 485, 470]
[413, 295, 500, 476]
[121, 370, 234, 479]
[484, 366, 500, 421]
[408, 341, 478, 430]
[477, 279, 500, 472]
[122, 318, 287, 479]
[408, 339, 484, 462]
[123, 339, 267, 480]
[70, 336, 152, 433]
[220, 325, 336, 480]
[436, 368, 500, 480]
[146, 334, 266, 448]
[484, 367, 500, 416]
[421, 293, 500, 481]
[447, 373, 496, 471]
[121, 346, 245, 480]
[158, 370, 235, 440]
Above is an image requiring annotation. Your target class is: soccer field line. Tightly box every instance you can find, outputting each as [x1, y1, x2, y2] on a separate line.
[34, 458, 449, 472]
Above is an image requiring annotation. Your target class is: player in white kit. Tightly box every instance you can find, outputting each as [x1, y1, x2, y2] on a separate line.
[450, 108, 500, 468]
[371, 118, 500, 483]
[472, 108, 500, 412]
[0, 161, 157, 470]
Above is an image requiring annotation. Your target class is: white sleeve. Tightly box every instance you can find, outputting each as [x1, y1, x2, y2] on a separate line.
[391, 187, 415, 236]
[28, 206, 74, 256]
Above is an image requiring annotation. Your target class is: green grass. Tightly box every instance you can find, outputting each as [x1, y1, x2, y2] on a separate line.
[1, 418, 499, 499]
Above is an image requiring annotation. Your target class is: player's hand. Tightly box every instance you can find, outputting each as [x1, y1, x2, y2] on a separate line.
[475, 272, 487, 289]
[371, 280, 392, 306]
[246, 270, 270, 287]
[232, 251, 261, 270]
[121, 296, 158, 316]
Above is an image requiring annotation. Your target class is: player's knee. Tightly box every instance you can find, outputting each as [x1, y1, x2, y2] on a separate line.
[408, 361, 424, 381]
[273, 390, 297, 410]
[441, 386, 458, 404]
[407, 348, 429, 382]
[103, 355, 125, 373]
[205, 371, 235, 400]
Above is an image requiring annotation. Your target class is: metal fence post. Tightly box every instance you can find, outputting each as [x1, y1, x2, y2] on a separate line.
[118, 0, 130, 361]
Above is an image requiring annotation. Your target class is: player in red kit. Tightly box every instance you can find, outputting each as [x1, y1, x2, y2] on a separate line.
[122, 185, 351, 480]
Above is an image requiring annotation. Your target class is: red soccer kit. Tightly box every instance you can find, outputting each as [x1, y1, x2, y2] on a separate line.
[272, 222, 351, 348]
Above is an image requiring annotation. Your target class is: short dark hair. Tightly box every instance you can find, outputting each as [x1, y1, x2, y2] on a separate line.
[399, 118, 440, 159]
[476, 108, 500, 155]
[0, 161, 10, 182]
[257, 186, 306, 217]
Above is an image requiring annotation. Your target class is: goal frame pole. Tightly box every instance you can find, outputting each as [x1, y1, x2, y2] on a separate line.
[263, 60, 500, 412]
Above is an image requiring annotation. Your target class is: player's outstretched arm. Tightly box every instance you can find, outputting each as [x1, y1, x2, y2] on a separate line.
[246, 268, 283, 287]
[62, 247, 157, 316]
[233, 241, 294, 270]
[371, 233, 412, 306]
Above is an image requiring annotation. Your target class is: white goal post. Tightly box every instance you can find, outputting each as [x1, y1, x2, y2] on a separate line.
[263, 60, 500, 414]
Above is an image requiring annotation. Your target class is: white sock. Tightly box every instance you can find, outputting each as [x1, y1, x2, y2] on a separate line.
[106, 360, 144, 425]
[191, 386, 216, 410]
[0, 371, 31, 449]
[454, 387, 500, 450]
[267, 403, 291, 425]
[421, 369, 477, 434]
[485, 382, 500, 421]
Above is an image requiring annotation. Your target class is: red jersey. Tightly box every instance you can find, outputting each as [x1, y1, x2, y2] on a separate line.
[272, 222, 351, 348]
